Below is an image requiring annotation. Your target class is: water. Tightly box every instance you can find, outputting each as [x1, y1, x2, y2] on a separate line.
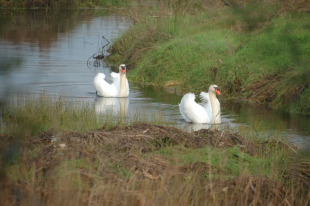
[0, 9, 309, 150]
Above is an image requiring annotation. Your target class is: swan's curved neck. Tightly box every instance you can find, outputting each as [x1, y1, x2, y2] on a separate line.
[209, 92, 221, 124]
[118, 74, 127, 97]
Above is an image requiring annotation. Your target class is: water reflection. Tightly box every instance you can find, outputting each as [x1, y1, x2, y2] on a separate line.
[95, 97, 129, 117]
[0, 10, 97, 48]
[222, 101, 310, 136]
[179, 122, 222, 133]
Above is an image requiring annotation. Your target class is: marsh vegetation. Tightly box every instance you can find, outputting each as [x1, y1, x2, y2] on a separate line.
[0, 0, 309, 205]
[0, 97, 309, 205]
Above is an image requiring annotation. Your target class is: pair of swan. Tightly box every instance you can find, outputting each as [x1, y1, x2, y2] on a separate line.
[94, 65, 221, 124]
[179, 85, 221, 124]
[94, 64, 129, 97]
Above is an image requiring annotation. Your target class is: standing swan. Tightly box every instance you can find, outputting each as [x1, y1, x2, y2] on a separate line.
[179, 85, 221, 124]
[94, 64, 129, 97]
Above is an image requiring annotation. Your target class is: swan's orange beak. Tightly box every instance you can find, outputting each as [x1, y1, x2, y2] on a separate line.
[215, 88, 221, 95]
[121, 68, 126, 74]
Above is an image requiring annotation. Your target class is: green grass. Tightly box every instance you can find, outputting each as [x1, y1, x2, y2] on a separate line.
[152, 145, 289, 180]
[1, 96, 103, 136]
[0, 94, 171, 138]
[129, 30, 236, 91]
[108, 4, 310, 115]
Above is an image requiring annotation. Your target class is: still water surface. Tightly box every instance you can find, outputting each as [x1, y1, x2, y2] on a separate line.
[0, 10, 309, 150]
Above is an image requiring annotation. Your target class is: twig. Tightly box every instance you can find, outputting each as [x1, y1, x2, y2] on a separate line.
[87, 35, 111, 69]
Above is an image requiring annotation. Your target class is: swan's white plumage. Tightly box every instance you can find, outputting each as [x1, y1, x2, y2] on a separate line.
[179, 85, 221, 124]
[110, 72, 118, 79]
[199, 92, 220, 121]
[109, 72, 129, 96]
[94, 64, 129, 97]
[94, 73, 118, 97]
[179, 93, 211, 124]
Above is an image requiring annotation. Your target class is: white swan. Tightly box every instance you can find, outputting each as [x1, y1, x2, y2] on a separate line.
[94, 64, 129, 97]
[179, 85, 221, 124]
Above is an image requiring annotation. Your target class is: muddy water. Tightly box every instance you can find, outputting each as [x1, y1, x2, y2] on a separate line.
[0, 10, 309, 150]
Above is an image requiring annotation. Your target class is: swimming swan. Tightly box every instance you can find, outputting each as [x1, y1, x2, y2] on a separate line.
[179, 85, 221, 124]
[94, 64, 129, 97]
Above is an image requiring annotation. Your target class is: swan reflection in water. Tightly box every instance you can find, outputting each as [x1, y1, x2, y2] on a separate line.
[179, 122, 222, 133]
[178, 115, 233, 133]
[94, 97, 129, 117]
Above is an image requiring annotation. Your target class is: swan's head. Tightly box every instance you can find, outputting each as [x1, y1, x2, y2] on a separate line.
[119, 64, 126, 74]
[209, 85, 221, 95]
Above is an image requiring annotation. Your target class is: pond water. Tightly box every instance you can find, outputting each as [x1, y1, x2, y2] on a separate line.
[0, 9, 309, 150]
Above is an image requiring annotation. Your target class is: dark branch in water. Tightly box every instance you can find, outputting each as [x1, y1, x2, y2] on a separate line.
[87, 35, 110, 69]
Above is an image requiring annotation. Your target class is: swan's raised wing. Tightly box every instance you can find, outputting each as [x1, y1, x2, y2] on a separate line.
[110, 72, 119, 79]
[179, 103, 192, 122]
[199, 92, 210, 105]
[199, 92, 213, 120]
[179, 93, 210, 124]
[94, 73, 117, 97]
[110, 72, 120, 94]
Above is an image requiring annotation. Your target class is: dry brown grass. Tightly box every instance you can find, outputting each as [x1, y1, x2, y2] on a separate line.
[247, 73, 309, 111]
[1, 123, 308, 205]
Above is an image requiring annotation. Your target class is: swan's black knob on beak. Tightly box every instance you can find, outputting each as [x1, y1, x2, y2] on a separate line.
[121, 66, 126, 74]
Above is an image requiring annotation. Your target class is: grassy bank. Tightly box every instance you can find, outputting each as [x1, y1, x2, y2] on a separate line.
[0, 96, 309, 205]
[108, 0, 310, 115]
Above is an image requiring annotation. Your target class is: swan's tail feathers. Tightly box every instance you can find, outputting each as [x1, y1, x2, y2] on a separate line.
[199, 92, 210, 104]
